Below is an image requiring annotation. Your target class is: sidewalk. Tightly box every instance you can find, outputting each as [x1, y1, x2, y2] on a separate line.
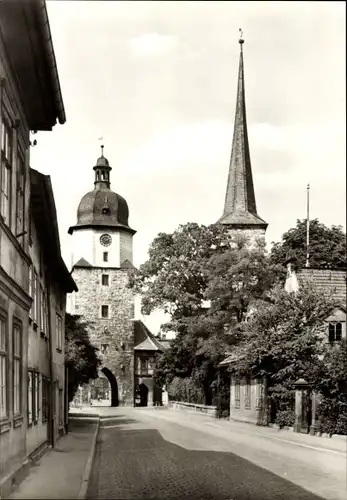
[5, 417, 98, 499]
[145, 406, 347, 455]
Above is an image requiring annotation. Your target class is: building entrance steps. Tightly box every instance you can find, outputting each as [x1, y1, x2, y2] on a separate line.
[5, 417, 99, 500]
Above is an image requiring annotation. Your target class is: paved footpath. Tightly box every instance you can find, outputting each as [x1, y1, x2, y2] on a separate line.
[5, 417, 97, 499]
[87, 407, 346, 500]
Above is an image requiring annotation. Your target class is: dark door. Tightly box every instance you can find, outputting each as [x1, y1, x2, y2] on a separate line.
[139, 384, 148, 407]
[301, 389, 311, 433]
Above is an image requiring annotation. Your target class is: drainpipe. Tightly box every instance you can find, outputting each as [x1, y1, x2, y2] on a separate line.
[65, 363, 69, 434]
[46, 271, 55, 448]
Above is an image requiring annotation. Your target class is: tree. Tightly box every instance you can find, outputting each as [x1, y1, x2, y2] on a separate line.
[131, 223, 282, 405]
[231, 282, 337, 423]
[129, 223, 229, 332]
[315, 339, 347, 436]
[270, 219, 346, 269]
[65, 313, 101, 403]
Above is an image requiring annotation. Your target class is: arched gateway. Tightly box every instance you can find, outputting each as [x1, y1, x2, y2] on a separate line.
[101, 367, 119, 407]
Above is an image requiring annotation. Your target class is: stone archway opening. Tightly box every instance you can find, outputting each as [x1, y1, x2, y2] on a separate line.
[101, 367, 119, 407]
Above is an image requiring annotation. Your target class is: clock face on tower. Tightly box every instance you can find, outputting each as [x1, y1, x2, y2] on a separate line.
[100, 233, 112, 247]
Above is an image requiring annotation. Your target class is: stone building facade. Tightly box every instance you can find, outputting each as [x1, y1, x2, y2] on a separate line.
[0, 1, 72, 495]
[68, 148, 165, 407]
[70, 263, 135, 406]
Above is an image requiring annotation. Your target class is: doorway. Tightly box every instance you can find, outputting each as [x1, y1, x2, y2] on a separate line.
[139, 383, 148, 407]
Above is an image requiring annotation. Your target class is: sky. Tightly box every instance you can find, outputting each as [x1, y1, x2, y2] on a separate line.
[31, 1, 345, 334]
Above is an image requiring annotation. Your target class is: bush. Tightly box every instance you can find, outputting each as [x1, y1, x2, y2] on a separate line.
[275, 409, 295, 429]
[315, 397, 347, 436]
[167, 376, 205, 404]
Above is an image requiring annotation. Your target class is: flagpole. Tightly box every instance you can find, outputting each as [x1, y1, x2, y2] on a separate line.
[305, 183, 310, 268]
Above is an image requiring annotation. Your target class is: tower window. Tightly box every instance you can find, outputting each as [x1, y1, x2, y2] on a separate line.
[102, 274, 109, 286]
[101, 305, 109, 318]
[103, 252, 108, 262]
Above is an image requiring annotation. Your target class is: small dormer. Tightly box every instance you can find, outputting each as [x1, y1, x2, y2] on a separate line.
[325, 307, 346, 343]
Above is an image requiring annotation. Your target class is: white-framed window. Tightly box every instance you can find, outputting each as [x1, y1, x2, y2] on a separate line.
[35, 276, 40, 327]
[141, 358, 149, 375]
[42, 376, 49, 422]
[59, 389, 63, 427]
[40, 286, 48, 335]
[0, 115, 12, 224]
[34, 372, 40, 423]
[255, 378, 263, 410]
[245, 377, 251, 409]
[30, 270, 37, 323]
[235, 379, 240, 409]
[135, 356, 141, 374]
[0, 315, 7, 419]
[101, 305, 109, 318]
[16, 150, 25, 239]
[27, 371, 33, 425]
[329, 322, 343, 342]
[147, 356, 155, 374]
[103, 252, 108, 262]
[13, 322, 22, 416]
[56, 314, 63, 350]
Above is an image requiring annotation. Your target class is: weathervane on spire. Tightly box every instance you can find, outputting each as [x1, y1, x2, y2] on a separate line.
[239, 28, 244, 46]
[98, 136, 105, 156]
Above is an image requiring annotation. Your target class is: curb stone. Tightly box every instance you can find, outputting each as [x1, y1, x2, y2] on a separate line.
[77, 416, 100, 499]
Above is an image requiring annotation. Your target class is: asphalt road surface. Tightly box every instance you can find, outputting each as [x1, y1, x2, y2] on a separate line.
[87, 407, 346, 500]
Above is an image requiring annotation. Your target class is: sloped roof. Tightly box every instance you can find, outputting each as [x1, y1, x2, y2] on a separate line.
[30, 168, 77, 293]
[218, 211, 267, 227]
[296, 268, 346, 304]
[121, 259, 136, 269]
[0, 0, 65, 130]
[73, 257, 93, 269]
[158, 339, 172, 349]
[219, 349, 246, 367]
[134, 320, 165, 351]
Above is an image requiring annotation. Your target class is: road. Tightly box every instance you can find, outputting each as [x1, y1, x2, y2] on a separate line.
[87, 407, 346, 500]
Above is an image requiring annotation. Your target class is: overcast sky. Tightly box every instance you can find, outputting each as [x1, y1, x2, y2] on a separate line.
[31, 1, 345, 333]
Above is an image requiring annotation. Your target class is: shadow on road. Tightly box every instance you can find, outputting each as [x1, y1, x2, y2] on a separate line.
[88, 416, 324, 500]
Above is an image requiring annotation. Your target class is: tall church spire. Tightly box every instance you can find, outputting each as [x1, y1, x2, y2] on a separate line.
[218, 33, 267, 230]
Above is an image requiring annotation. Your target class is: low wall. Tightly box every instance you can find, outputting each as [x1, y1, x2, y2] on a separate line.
[168, 401, 217, 418]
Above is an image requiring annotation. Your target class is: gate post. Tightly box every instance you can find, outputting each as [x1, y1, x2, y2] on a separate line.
[294, 378, 310, 433]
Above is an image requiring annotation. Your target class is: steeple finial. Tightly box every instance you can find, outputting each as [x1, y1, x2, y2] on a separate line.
[217, 34, 267, 230]
[98, 136, 104, 157]
[239, 28, 244, 46]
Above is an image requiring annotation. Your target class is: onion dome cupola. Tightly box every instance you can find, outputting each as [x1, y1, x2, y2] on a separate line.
[68, 146, 136, 235]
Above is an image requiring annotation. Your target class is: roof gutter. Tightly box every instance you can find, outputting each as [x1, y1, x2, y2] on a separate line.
[36, 0, 66, 125]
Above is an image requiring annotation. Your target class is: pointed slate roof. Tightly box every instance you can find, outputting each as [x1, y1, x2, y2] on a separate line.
[134, 320, 166, 351]
[121, 259, 136, 269]
[218, 36, 267, 229]
[72, 257, 93, 269]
